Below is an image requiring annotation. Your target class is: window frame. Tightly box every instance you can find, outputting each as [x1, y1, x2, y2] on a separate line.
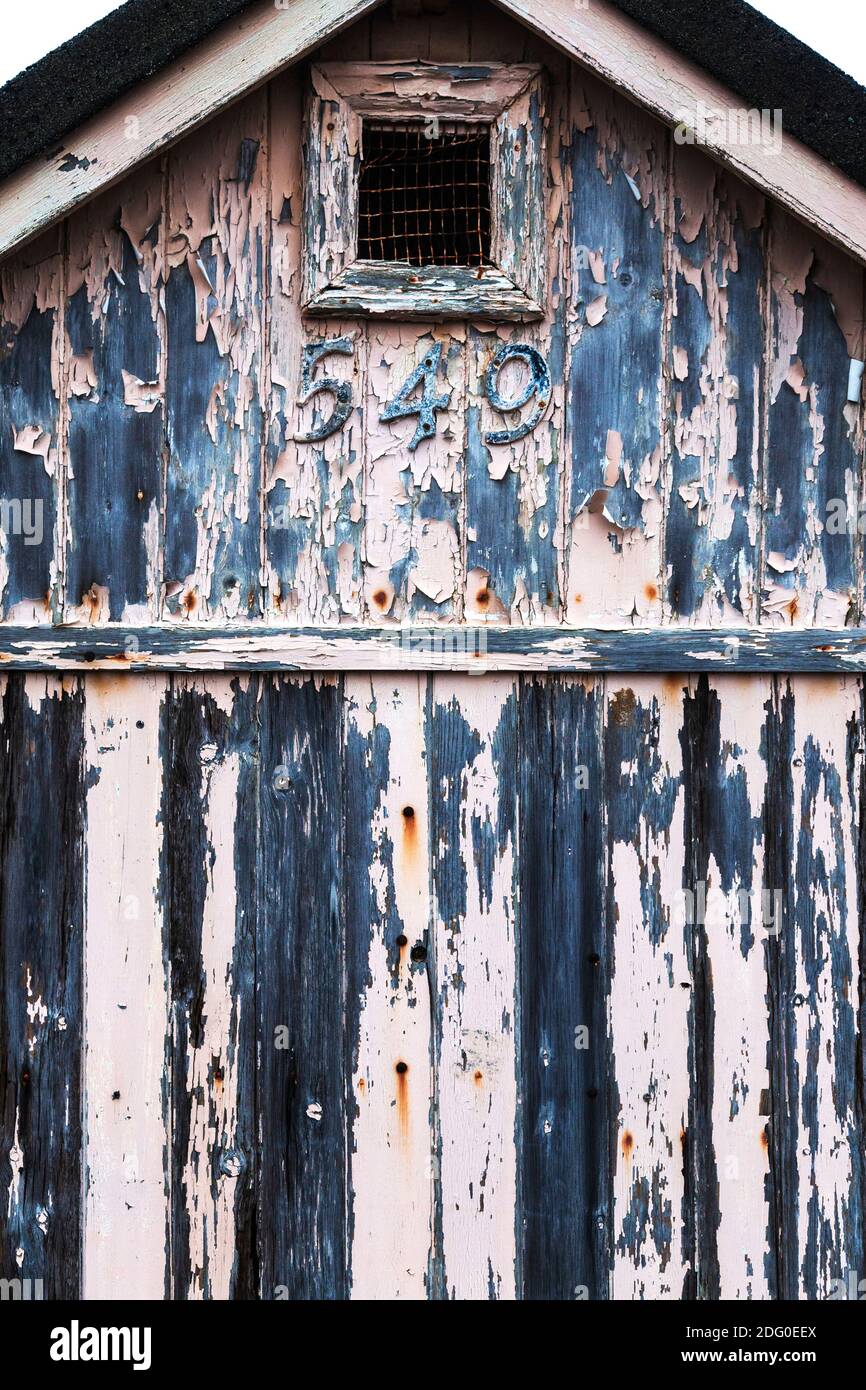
[301, 61, 548, 322]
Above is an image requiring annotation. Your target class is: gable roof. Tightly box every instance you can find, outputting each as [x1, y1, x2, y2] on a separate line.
[0, 0, 864, 267]
[1, 0, 863, 190]
[0, 0, 257, 187]
[611, 0, 866, 191]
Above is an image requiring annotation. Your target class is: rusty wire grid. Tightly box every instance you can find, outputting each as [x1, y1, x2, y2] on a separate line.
[357, 120, 491, 266]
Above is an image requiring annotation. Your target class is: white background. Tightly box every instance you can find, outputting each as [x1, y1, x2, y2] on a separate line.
[0, 0, 865, 87]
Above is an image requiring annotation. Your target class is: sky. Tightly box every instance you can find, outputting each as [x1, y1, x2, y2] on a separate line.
[0, 0, 864, 86]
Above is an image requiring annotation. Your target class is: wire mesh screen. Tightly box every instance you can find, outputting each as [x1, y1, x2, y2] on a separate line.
[357, 120, 491, 266]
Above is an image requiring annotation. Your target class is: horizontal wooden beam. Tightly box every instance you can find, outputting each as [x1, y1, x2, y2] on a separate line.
[494, 0, 866, 267]
[2, 625, 866, 672]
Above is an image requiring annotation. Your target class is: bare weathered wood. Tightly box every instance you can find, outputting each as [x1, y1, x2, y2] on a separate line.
[305, 262, 544, 323]
[0, 230, 63, 623]
[64, 169, 164, 623]
[258, 674, 347, 1299]
[605, 675, 689, 1298]
[163, 676, 257, 1298]
[665, 153, 766, 625]
[164, 95, 266, 621]
[266, 73, 365, 623]
[517, 675, 609, 1299]
[7, 623, 866, 672]
[0, 674, 85, 1298]
[429, 674, 519, 1298]
[564, 69, 666, 627]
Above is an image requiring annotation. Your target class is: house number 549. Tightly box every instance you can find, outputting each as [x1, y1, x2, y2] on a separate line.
[293, 338, 550, 446]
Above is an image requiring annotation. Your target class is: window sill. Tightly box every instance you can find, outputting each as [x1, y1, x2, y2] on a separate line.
[302, 261, 545, 322]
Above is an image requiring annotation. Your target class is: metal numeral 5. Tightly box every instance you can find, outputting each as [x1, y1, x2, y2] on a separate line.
[484, 343, 551, 444]
[293, 337, 354, 442]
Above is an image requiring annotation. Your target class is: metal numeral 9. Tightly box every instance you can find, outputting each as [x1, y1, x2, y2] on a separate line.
[484, 343, 551, 445]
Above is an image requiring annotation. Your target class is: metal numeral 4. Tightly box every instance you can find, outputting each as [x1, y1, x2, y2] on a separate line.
[378, 341, 451, 451]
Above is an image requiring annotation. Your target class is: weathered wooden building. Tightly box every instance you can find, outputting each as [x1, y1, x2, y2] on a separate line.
[1, 0, 865, 1300]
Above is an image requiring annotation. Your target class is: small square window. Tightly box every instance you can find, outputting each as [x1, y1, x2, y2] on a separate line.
[357, 121, 491, 268]
[302, 63, 547, 321]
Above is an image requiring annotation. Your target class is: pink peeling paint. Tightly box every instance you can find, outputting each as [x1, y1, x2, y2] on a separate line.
[346, 675, 433, 1299]
[83, 675, 167, 1299]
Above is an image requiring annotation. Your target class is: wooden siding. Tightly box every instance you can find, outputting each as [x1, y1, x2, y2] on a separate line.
[2, 0, 866, 1306]
[1, 1, 863, 635]
[0, 669, 863, 1298]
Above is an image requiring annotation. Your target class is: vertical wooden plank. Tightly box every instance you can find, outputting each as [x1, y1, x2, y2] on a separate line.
[784, 676, 863, 1296]
[164, 676, 257, 1299]
[369, 3, 432, 59]
[344, 674, 432, 1298]
[257, 673, 347, 1299]
[709, 677, 773, 1298]
[762, 216, 863, 627]
[465, 61, 566, 625]
[164, 93, 267, 621]
[0, 230, 63, 623]
[517, 675, 609, 1300]
[680, 675, 772, 1298]
[851, 680, 866, 1296]
[428, 2, 470, 61]
[300, 62, 360, 310]
[265, 71, 365, 623]
[604, 675, 690, 1299]
[316, 11, 372, 60]
[564, 72, 666, 628]
[665, 151, 766, 625]
[679, 675, 723, 1297]
[468, 0, 528, 64]
[762, 673, 799, 1297]
[0, 675, 85, 1298]
[429, 674, 518, 1299]
[364, 327, 464, 624]
[83, 674, 167, 1298]
[64, 164, 164, 622]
